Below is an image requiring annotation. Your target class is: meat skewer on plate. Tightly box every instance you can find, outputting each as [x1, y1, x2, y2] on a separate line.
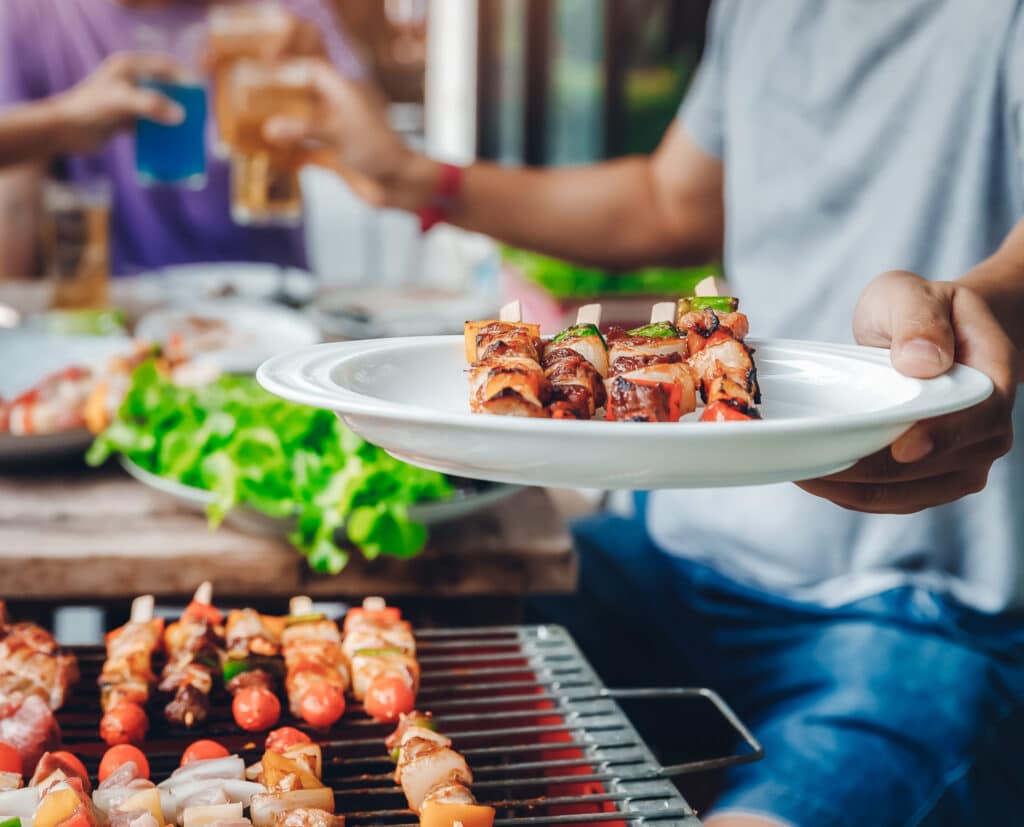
[676, 284, 761, 421]
[541, 304, 608, 419]
[222, 610, 284, 734]
[99, 595, 164, 746]
[466, 301, 550, 417]
[281, 597, 347, 729]
[160, 582, 224, 728]
[605, 303, 698, 422]
[386, 711, 494, 827]
[342, 597, 419, 723]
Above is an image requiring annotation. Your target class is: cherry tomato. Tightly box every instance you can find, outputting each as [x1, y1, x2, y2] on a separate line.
[98, 744, 150, 782]
[181, 739, 230, 766]
[265, 726, 312, 753]
[232, 687, 281, 732]
[100, 702, 148, 746]
[364, 676, 415, 723]
[299, 684, 345, 728]
[0, 742, 21, 776]
[49, 751, 89, 782]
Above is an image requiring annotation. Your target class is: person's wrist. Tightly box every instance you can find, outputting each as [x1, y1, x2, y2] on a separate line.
[380, 152, 443, 213]
[47, 91, 89, 154]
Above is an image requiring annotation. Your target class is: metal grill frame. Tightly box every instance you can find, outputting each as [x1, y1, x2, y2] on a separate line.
[62, 624, 762, 827]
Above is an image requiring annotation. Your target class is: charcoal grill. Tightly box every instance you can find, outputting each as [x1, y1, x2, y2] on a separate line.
[61, 625, 762, 827]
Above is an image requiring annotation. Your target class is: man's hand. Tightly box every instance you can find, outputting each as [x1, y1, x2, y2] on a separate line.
[53, 53, 185, 154]
[798, 270, 1019, 514]
[261, 59, 437, 210]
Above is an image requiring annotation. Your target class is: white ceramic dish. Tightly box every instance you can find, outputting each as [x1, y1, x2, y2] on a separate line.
[128, 263, 317, 306]
[257, 336, 993, 489]
[120, 456, 523, 535]
[136, 299, 320, 374]
[0, 331, 132, 464]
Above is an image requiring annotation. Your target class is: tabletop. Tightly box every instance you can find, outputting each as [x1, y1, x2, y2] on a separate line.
[0, 464, 577, 601]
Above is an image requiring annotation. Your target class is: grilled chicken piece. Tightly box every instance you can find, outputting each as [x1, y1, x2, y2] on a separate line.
[464, 321, 542, 363]
[605, 363, 698, 423]
[422, 779, 478, 807]
[226, 609, 284, 659]
[341, 623, 415, 661]
[541, 348, 606, 419]
[468, 357, 551, 417]
[606, 326, 688, 378]
[677, 306, 750, 342]
[0, 603, 79, 711]
[349, 650, 419, 701]
[0, 695, 60, 775]
[688, 330, 760, 401]
[282, 618, 349, 719]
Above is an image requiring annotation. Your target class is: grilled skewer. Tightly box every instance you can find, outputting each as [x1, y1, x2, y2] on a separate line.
[676, 292, 761, 421]
[99, 595, 164, 745]
[281, 597, 348, 729]
[541, 304, 608, 419]
[605, 304, 697, 422]
[387, 712, 495, 827]
[466, 301, 550, 417]
[342, 597, 419, 723]
[160, 583, 223, 728]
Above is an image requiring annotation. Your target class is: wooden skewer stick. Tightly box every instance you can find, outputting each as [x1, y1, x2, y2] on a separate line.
[363, 596, 387, 611]
[290, 595, 314, 616]
[575, 303, 602, 326]
[694, 275, 730, 297]
[193, 581, 213, 606]
[130, 594, 155, 624]
[498, 300, 522, 323]
[649, 302, 676, 324]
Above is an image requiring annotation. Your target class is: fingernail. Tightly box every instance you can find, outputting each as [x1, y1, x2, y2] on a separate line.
[901, 338, 945, 369]
[892, 430, 934, 464]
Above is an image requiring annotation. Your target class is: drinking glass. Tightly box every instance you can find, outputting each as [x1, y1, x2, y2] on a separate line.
[228, 59, 314, 226]
[135, 76, 208, 188]
[207, 3, 292, 157]
[134, 24, 208, 188]
[43, 180, 112, 310]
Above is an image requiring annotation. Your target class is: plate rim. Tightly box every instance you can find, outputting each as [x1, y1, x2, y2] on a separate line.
[256, 335, 994, 435]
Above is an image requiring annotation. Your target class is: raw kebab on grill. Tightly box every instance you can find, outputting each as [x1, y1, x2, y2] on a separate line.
[0, 603, 78, 775]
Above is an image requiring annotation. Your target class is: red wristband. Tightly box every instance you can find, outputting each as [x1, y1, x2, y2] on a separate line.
[418, 162, 463, 233]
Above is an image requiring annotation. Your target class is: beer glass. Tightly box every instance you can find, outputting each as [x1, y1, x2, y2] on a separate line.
[229, 59, 314, 226]
[43, 180, 112, 310]
[207, 3, 292, 157]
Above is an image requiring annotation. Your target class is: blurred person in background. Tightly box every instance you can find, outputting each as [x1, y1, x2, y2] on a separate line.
[0, 0, 364, 279]
[262, 2, 1024, 826]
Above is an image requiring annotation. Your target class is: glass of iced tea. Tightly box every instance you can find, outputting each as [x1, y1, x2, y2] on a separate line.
[207, 3, 292, 157]
[42, 180, 111, 310]
[229, 59, 314, 226]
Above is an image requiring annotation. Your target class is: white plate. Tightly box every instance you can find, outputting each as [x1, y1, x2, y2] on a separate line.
[140, 262, 315, 307]
[257, 336, 994, 489]
[120, 456, 522, 535]
[136, 299, 320, 374]
[0, 330, 132, 464]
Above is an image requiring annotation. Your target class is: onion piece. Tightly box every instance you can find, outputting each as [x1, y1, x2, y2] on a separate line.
[159, 758, 245, 789]
[182, 801, 243, 827]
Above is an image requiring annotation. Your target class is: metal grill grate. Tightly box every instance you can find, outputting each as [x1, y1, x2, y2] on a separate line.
[61, 625, 762, 827]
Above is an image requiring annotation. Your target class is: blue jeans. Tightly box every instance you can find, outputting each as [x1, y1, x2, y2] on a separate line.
[530, 497, 1024, 827]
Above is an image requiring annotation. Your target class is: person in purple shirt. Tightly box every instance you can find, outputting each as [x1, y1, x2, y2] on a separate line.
[0, 0, 364, 278]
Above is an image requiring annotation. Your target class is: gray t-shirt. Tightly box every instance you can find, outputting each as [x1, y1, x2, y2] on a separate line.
[648, 0, 1024, 612]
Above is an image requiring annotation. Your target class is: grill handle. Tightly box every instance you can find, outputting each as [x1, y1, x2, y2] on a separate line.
[600, 687, 764, 775]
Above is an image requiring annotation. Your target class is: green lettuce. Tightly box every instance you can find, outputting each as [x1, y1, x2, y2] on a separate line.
[87, 362, 452, 573]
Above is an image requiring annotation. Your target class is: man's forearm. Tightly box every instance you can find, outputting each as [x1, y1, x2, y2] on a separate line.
[382, 125, 725, 271]
[0, 98, 74, 168]
[960, 219, 1024, 349]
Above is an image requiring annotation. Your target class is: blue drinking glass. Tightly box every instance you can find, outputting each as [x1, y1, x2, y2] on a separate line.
[135, 78, 208, 189]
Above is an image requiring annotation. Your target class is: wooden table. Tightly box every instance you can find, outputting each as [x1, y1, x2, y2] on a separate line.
[0, 464, 577, 612]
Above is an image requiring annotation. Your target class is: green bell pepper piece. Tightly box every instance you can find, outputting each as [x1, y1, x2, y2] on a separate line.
[551, 324, 606, 347]
[223, 659, 252, 682]
[627, 321, 678, 338]
[678, 296, 739, 314]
